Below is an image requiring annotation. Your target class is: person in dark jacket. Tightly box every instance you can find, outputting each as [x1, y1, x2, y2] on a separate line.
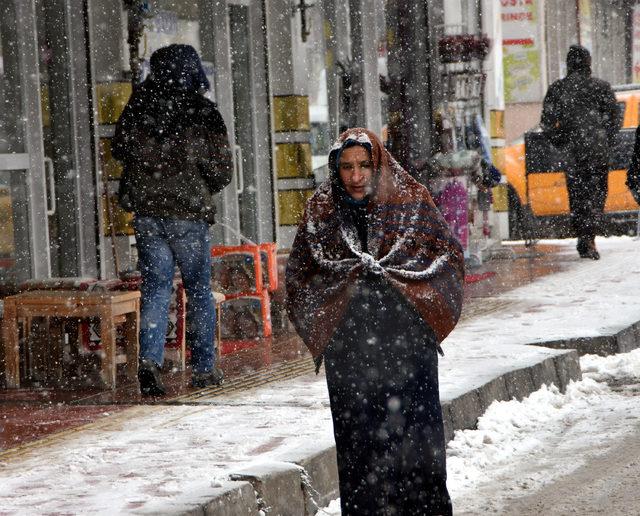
[541, 44, 620, 260]
[286, 128, 465, 515]
[625, 126, 640, 206]
[112, 44, 233, 396]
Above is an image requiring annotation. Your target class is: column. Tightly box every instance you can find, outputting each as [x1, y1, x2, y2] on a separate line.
[266, 0, 314, 248]
[482, 0, 508, 238]
[386, 0, 444, 176]
[348, 0, 382, 136]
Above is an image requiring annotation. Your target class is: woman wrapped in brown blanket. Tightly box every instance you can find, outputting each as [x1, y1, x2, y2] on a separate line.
[286, 128, 464, 515]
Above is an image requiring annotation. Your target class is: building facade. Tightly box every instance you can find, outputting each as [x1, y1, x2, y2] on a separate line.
[0, 0, 393, 291]
[2, 0, 639, 293]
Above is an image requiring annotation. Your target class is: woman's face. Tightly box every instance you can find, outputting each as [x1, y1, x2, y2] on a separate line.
[338, 145, 373, 201]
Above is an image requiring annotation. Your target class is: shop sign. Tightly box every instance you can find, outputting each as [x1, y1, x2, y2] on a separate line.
[632, 5, 640, 83]
[501, 0, 544, 103]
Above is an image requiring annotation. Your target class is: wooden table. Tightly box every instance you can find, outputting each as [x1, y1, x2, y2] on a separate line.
[2, 290, 140, 389]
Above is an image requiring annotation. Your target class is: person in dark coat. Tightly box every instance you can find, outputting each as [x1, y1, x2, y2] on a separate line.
[286, 128, 465, 515]
[541, 44, 620, 259]
[625, 126, 640, 206]
[112, 44, 233, 396]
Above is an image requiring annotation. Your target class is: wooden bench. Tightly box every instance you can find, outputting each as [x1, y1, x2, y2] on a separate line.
[1, 290, 140, 389]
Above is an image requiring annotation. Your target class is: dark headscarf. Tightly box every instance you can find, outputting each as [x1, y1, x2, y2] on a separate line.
[331, 139, 374, 250]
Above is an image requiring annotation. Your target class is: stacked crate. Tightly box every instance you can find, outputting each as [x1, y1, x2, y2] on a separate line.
[211, 243, 278, 344]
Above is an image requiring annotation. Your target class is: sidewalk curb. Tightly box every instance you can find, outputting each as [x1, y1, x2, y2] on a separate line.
[163, 349, 583, 515]
[132, 480, 259, 515]
[274, 443, 339, 514]
[534, 322, 640, 356]
[228, 462, 307, 516]
[442, 352, 580, 442]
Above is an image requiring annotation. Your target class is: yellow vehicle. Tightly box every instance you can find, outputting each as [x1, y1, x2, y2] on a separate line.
[504, 85, 640, 240]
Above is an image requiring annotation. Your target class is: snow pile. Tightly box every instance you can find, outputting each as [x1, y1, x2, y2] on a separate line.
[580, 348, 640, 382]
[447, 349, 640, 513]
[316, 498, 341, 515]
[447, 379, 609, 485]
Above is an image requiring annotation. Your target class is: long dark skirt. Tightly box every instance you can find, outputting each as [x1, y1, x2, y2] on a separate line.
[323, 279, 452, 516]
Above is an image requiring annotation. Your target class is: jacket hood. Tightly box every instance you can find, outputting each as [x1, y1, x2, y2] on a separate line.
[149, 44, 210, 92]
[567, 44, 592, 75]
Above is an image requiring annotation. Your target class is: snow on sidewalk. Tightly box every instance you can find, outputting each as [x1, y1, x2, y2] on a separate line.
[1, 237, 640, 514]
[447, 349, 640, 514]
[318, 349, 640, 515]
[0, 375, 335, 514]
[440, 236, 640, 401]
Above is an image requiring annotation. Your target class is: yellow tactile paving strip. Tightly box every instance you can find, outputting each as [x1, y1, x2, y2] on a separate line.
[169, 356, 316, 404]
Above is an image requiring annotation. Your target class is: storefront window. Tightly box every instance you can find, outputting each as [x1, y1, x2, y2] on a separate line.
[0, 1, 30, 285]
[0, 3, 24, 154]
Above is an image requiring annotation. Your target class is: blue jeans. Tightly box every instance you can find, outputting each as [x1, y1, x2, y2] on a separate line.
[134, 216, 216, 374]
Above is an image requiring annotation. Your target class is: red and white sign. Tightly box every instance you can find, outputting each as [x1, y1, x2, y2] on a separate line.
[501, 0, 545, 103]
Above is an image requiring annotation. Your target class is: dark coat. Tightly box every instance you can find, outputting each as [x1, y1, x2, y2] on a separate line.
[541, 69, 620, 166]
[626, 126, 640, 205]
[112, 45, 233, 223]
[324, 277, 451, 515]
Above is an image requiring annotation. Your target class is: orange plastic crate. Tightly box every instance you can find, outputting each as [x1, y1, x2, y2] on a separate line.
[211, 243, 278, 295]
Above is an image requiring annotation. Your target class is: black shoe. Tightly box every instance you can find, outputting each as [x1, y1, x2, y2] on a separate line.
[579, 247, 600, 260]
[576, 237, 588, 256]
[138, 358, 167, 397]
[192, 367, 224, 388]
[578, 237, 600, 260]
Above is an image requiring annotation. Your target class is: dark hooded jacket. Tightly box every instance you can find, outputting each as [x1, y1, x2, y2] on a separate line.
[625, 126, 640, 205]
[112, 44, 233, 223]
[541, 45, 620, 165]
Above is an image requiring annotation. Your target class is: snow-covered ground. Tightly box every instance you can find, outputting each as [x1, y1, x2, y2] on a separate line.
[317, 349, 640, 515]
[0, 375, 335, 514]
[440, 236, 640, 402]
[2, 237, 640, 514]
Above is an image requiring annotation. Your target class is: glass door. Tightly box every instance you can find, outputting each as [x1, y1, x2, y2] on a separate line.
[35, 0, 98, 278]
[229, 3, 257, 241]
[0, 0, 51, 289]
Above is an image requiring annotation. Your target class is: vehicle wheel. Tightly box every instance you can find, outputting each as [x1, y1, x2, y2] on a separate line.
[507, 186, 538, 246]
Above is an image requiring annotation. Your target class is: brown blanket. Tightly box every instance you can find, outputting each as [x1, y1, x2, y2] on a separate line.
[286, 128, 465, 359]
